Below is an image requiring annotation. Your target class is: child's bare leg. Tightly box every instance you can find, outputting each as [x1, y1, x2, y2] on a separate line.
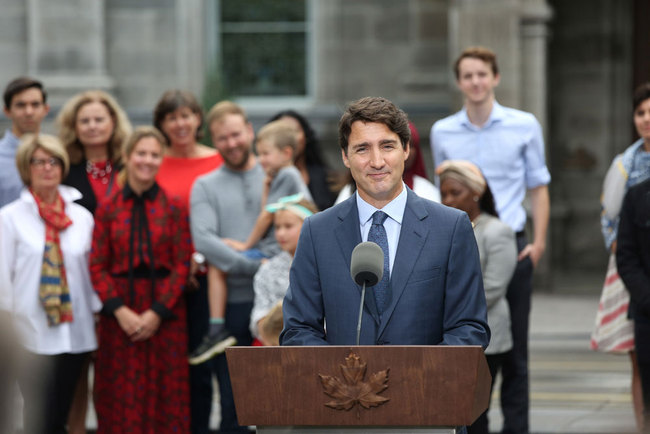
[207, 265, 228, 336]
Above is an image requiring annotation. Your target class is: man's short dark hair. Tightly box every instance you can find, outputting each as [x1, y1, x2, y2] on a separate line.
[633, 82, 650, 111]
[338, 96, 410, 153]
[3, 77, 46, 109]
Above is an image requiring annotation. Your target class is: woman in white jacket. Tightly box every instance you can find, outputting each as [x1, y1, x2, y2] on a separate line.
[0, 134, 101, 433]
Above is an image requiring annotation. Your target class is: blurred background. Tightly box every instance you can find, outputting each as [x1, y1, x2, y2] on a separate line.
[0, 0, 648, 289]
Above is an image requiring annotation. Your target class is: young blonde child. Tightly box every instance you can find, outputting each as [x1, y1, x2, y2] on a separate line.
[250, 196, 318, 346]
[188, 120, 312, 364]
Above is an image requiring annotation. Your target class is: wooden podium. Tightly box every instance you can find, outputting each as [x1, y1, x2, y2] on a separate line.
[226, 345, 491, 433]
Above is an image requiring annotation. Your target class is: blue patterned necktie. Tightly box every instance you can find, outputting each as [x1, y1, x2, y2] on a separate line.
[368, 211, 390, 313]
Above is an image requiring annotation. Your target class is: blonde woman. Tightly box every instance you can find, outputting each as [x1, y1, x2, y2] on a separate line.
[58, 89, 132, 214]
[0, 134, 100, 433]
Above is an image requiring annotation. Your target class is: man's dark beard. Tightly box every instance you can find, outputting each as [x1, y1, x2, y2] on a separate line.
[224, 148, 250, 170]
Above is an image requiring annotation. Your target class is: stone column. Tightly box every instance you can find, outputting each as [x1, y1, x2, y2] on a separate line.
[175, 0, 206, 96]
[448, 0, 522, 110]
[520, 0, 553, 132]
[26, 0, 114, 106]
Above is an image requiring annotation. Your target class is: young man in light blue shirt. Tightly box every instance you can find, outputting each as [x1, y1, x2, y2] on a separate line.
[431, 47, 550, 434]
[0, 77, 49, 208]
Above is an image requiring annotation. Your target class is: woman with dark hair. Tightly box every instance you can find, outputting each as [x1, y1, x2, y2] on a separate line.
[599, 82, 650, 430]
[437, 159, 517, 434]
[154, 89, 223, 205]
[153, 89, 223, 433]
[268, 110, 336, 210]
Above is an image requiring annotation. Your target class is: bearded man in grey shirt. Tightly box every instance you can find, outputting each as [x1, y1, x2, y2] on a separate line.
[190, 101, 277, 433]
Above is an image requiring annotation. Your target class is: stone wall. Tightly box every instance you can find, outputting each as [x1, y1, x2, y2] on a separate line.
[547, 0, 633, 270]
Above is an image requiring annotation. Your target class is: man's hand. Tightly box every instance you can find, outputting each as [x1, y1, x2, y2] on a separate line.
[522, 185, 550, 268]
[518, 242, 545, 267]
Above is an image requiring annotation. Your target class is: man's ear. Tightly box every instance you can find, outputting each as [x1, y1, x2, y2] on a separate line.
[404, 141, 410, 162]
[341, 148, 350, 168]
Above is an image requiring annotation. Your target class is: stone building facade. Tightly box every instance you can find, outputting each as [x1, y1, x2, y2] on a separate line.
[0, 0, 647, 287]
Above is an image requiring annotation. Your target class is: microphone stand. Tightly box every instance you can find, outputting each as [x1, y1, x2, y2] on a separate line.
[356, 281, 366, 346]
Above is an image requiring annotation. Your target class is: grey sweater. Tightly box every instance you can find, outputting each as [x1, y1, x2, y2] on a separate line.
[190, 163, 279, 303]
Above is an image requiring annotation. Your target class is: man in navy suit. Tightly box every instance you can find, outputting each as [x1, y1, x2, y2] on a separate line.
[280, 96, 489, 347]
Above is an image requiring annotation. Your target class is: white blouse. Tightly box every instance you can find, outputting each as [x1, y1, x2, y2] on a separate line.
[0, 186, 102, 355]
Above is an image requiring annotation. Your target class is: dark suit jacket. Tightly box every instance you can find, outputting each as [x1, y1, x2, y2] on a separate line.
[280, 188, 490, 347]
[617, 178, 650, 320]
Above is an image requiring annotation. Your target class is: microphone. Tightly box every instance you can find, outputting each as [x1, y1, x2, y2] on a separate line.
[350, 242, 384, 345]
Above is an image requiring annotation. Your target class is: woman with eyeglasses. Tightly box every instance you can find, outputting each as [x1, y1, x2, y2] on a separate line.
[0, 134, 101, 433]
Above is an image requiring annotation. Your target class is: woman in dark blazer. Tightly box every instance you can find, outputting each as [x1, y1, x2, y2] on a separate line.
[58, 90, 132, 214]
[56, 89, 132, 433]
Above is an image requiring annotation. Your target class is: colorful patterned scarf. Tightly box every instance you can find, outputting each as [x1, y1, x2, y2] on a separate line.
[32, 190, 74, 326]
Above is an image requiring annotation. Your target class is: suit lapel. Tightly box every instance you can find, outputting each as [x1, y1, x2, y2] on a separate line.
[378, 190, 429, 336]
[334, 196, 381, 325]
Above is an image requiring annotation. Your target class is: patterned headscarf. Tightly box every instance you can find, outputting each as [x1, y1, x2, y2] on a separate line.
[435, 160, 487, 195]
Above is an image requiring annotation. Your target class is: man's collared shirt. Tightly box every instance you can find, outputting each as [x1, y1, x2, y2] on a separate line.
[0, 129, 24, 208]
[356, 183, 408, 274]
[431, 101, 551, 232]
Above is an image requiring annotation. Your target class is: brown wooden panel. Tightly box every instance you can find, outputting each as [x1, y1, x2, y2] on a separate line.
[226, 346, 491, 427]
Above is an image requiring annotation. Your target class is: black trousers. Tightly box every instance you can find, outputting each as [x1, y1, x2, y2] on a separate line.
[17, 350, 89, 434]
[500, 234, 533, 434]
[186, 275, 253, 434]
[468, 352, 510, 434]
[634, 317, 650, 432]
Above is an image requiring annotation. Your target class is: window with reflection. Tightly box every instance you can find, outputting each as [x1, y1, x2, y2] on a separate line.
[219, 0, 308, 97]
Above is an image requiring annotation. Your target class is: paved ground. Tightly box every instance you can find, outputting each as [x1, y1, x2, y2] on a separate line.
[488, 291, 636, 433]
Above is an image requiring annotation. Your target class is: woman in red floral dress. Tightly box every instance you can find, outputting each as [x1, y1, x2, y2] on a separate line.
[90, 126, 191, 433]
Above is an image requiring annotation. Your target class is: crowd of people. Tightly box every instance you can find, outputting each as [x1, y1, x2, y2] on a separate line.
[0, 78, 330, 433]
[0, 44, 647, 434]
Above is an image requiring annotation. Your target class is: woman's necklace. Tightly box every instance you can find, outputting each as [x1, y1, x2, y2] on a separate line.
[86, 160, 113, 184]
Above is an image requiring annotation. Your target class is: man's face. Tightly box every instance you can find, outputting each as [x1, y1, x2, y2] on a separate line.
[456, 57, 500, 105]
[210, 113, 254, 170]
[4, 87, 49, 136]
[342, 121, 409, 209]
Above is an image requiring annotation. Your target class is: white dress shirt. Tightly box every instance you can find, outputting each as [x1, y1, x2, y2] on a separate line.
[356, 184, 408, 275]
[0, 186, 102, 355]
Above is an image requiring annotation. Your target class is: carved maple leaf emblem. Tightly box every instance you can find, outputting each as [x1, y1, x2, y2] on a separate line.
[319, 352, 390, 415]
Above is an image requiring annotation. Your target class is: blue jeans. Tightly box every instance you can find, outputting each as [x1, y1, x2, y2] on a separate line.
[242, 248, 267, 261]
